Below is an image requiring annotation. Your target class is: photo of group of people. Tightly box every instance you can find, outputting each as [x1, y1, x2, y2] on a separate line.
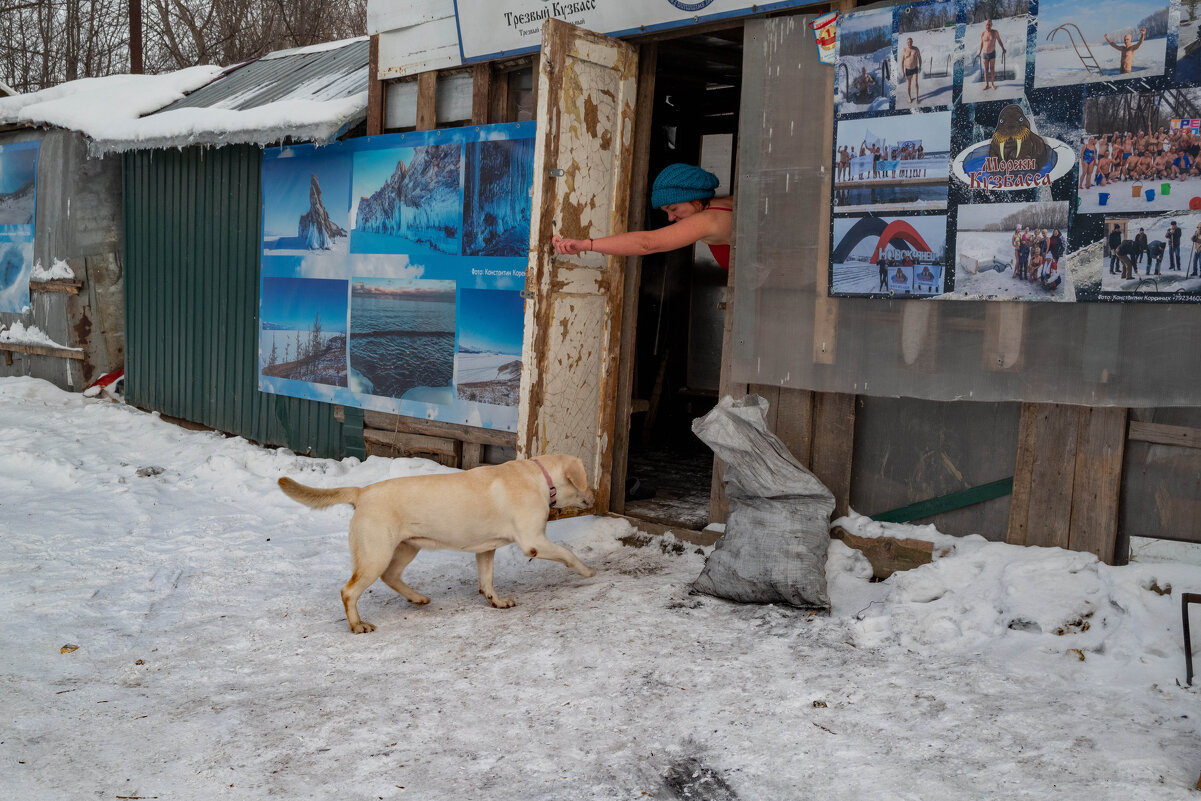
[829, 0, 1201, 302]
[1099, 214, 1201, 294]
[834, 112, 951, 213]
[257, 123, 536, 429]
[1077, 88, 1201, 213]
[954, 202, 1072, 300]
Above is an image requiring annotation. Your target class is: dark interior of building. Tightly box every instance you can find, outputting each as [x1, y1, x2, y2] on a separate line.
[622, 27, 744, 530]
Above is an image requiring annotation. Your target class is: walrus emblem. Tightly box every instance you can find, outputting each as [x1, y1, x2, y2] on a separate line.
[988, 104, 1050, 170]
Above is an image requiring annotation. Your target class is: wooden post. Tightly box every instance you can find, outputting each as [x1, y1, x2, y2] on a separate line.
[611, 42, 657, 516]
[471, 63, 493, 125]
[416, 71, 437, 131]
[811, 392, 856, 518]
[367, 35, 385, 136]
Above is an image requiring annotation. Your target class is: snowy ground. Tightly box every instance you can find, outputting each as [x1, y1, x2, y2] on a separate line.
[951, 231, 1076, 301]
[2, 376, 1201, 799]
[453, 351, 519, 385]
[961, 17, 1029, 104]
[894, 27, 956, 111]
[1079, 173, 1201, 213]
[1034, 37, 1167, 88]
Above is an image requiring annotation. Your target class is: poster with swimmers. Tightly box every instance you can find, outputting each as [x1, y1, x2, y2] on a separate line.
[826, 0, 1201, 303]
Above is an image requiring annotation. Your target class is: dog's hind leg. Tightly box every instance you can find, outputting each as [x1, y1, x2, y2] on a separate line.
[341, 518, 396, 634]
[475, 550, 515, 609]
[380, 542, 430, 606]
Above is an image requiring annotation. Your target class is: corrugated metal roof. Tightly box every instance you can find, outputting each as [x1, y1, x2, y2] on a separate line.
[156, 37, 369, 113]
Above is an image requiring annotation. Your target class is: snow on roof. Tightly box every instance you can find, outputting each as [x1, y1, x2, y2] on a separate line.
[259, 35, 369, 61]
[0, 79, 17, 98]
[0, 37, 369, 155]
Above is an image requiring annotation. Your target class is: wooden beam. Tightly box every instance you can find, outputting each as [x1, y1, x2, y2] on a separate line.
[831, 526, 936, 580]
[471, 63, 493, 125]
[611, 42, 657, 517]
[0, 342, 85, 360]
[416, 71, 437, 131]
[813, 22, 838, 365]
[29, 279, 82, 295]
[1128, 420, 1201, 449]
[608, 513, 716, 548]
[332, 406, 516, 448]
[811, 392, 856, 519]
[708, 237, 744, 525]
[363, 429, 462, 467]
[367, 35, 384, 136]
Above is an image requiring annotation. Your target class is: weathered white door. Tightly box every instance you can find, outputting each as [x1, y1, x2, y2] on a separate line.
[518, 18, 638, 513]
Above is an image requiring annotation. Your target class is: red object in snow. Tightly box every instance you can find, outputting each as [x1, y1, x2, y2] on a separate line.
[1190, 196, 1201, 210]
[86, 368, 124, 392]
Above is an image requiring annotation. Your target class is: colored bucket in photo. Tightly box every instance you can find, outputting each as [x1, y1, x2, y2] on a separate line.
[1098, 192, 1110, 206]
[1146, 189, 1156, 201]
[1190, 196, 1201, 210]
[1132, 184, 1143, 197]
[1162, 183, 1171, 195]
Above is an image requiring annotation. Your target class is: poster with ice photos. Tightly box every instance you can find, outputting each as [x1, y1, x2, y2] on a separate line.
[0, 140, 39, 314]
[830, 0, 1201, 302]
[258, 122, 535, 430]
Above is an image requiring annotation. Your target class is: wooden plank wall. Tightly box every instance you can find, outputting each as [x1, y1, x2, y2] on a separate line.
[1006, 402, 1128, 563]
[744, 385, 856, 520]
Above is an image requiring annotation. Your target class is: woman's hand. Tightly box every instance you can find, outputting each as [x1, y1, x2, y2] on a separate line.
[552, 235, 589, 255]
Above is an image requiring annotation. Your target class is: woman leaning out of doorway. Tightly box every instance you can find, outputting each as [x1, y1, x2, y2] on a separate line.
[551, 163, 734, 269]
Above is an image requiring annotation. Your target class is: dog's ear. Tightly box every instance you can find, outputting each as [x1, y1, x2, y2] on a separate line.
[563, 456, 589, 492]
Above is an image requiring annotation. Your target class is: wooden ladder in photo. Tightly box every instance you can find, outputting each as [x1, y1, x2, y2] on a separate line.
[1047, 23, 1103, 75]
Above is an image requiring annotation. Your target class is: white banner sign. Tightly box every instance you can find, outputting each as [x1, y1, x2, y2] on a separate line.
[453, 0, 808, 62]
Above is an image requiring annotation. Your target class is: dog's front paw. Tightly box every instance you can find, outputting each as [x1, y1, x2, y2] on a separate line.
[349, 621, 376, 634]
[407, 594, 431, 605]
[489, 596, 516, 609]
[577, 565, 597, 578]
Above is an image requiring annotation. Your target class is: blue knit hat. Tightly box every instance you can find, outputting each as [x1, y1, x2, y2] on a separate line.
[651, 163, 720, 208]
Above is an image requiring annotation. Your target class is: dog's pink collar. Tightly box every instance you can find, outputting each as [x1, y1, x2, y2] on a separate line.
[532, 459, 557, 508]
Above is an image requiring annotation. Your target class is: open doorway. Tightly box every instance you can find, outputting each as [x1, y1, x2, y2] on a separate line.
[622, 27, 743, 531]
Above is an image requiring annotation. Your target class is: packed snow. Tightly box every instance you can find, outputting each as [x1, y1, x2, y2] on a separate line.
[1, 375, 1199, 799]
[0, 321, 78, 350]
[0, 38, 367, 155]
[29, 258, 75, 282]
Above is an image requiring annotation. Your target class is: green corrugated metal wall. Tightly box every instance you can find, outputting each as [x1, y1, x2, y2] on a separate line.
[122, 145, 351, 459]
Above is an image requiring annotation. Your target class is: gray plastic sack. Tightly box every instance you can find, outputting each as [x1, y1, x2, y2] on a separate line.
[691, 395, 834, 610]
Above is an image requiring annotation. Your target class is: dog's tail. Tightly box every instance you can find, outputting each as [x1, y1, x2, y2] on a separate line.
[277, 477, 361, 509]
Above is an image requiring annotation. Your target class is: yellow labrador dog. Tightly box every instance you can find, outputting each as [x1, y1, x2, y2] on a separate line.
[278, 454, 596, 633]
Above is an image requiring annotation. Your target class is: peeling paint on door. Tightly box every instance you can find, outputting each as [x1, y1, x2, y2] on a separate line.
[517, 19, 638, 514]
